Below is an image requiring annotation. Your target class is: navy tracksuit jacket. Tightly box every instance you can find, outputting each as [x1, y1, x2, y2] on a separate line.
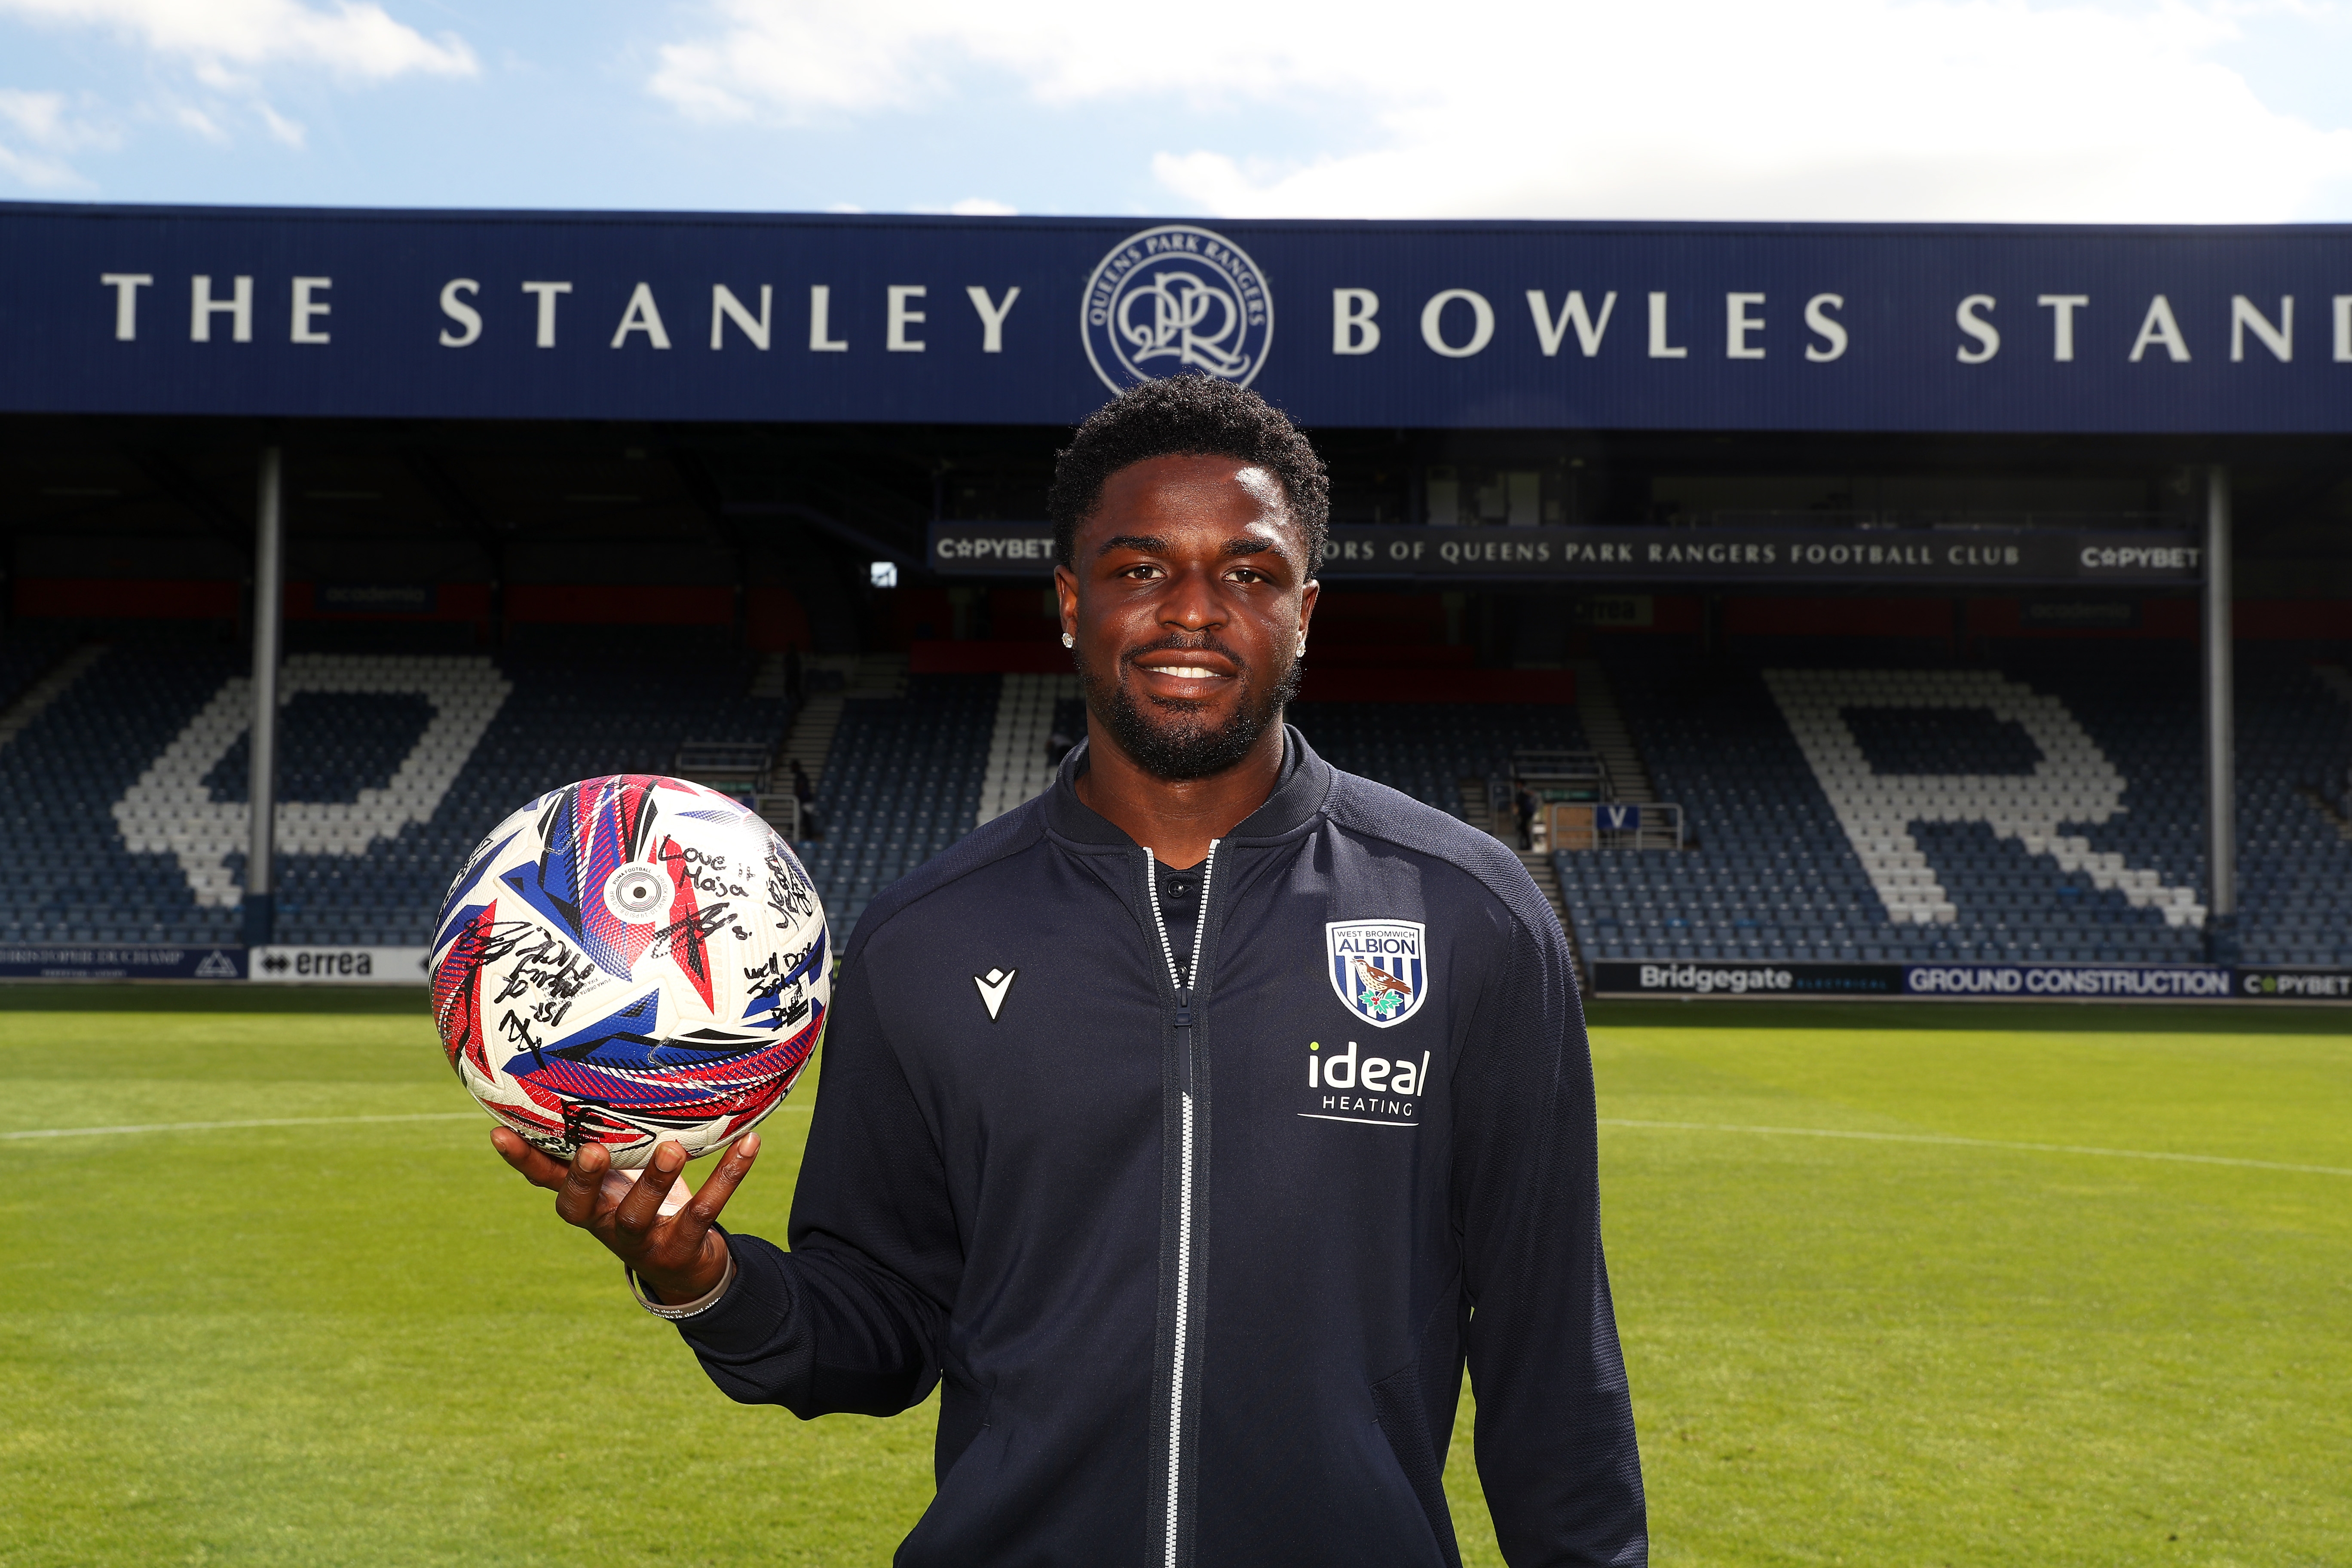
[678, 730, 1646, 1567]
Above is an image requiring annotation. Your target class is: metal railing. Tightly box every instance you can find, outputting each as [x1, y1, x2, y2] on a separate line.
[671, 740, 774, 799]
[1546, 800, 1685, 851]
[1510, 748, 1611, 801]
[674, 741, 806, 841]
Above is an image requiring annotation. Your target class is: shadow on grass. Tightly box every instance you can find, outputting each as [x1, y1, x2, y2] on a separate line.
[0, 983, 431, 1015]
[1586, 998, 2352, 1035]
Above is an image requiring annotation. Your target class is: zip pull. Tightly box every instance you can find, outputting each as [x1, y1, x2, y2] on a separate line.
[1173, 992, 1195, 1090]
[1144, 842, 1217, 1098]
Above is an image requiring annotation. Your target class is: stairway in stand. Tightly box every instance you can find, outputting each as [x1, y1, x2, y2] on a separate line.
[1516, 847, 1585, 980]
[0, 643, 107, 755]
[1568, 659, 1655, 802]
[1462, 772, 1588, 979]
[978, 672, 1080, 823]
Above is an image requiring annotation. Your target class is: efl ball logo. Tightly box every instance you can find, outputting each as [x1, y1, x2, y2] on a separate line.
[1081, 223, 1274, 393]
[1326, 919, 1428, 1029]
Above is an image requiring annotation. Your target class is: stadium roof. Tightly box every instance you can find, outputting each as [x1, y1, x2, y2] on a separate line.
[9, 204, 2352, 435]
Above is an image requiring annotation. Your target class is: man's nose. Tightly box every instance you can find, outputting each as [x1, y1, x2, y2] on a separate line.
[1159, 568, 1227, 631]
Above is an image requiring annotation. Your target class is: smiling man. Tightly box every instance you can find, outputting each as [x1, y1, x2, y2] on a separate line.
[495, 377, 1646, 1567]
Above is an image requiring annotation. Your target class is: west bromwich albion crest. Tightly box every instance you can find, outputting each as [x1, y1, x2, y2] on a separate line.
[1326, 919, 1428, 1029]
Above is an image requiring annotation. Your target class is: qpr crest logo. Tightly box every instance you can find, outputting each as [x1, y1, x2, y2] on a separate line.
[1327, 919, 1427, 1029]
[1081, 224, 1274, 393]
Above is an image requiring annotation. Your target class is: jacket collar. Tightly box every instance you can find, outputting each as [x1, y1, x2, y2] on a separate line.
[1043, 723, 1333, 853]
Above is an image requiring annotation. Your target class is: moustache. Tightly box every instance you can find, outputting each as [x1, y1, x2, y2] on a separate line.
[1118, 632, 1253, 676]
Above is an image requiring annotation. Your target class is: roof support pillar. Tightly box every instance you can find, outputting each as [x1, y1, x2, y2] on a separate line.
[242, 446, 284, 949]
[2202, 463, 2237, 962]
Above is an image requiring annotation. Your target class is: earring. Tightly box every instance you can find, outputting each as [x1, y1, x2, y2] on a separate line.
[1061, 631, 1075, 649]
[1296, 635, 1307, 657]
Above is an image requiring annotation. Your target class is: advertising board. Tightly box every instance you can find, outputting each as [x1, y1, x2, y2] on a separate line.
[931, 521, 2205, 585]
[0, 944, 245, 980]
[248, 946, 432, 985]
[1591, 959, 2337, 1001]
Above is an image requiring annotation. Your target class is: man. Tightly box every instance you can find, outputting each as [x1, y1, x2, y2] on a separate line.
[494, 377, 1646, 1567]
[788, 758, 818, 841]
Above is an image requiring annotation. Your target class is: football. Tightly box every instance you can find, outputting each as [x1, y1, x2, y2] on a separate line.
[429, 774, 827, 1169]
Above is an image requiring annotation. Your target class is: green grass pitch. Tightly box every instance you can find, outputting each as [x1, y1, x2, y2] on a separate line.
[3, 987, 2347, 1566]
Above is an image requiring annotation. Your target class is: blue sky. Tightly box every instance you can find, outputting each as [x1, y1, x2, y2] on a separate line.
[4, 0, 2352, 220]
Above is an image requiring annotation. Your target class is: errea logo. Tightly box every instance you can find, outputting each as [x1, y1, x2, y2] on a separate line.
[1300, 1039, 1429, 1128]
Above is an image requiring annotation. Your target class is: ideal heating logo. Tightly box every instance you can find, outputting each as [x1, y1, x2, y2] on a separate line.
[1301, 1039, 1429, 1128]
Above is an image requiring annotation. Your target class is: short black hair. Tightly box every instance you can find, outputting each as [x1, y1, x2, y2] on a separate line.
[1047, 376, 1329, 573]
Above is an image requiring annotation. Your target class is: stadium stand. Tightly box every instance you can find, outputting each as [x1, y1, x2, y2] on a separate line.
[3, 623, 2343, 970]
[3, 634, 247, 947]
[0, 627, 83, 716]
[2233, 648, 2352, 968]
[1557, 639, 2352, 969]
[793, 673, 994, 934]
[0, 634, 787, 950]
[1289, 701, 1589, 821]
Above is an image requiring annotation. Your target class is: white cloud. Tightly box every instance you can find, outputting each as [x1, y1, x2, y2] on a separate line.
[170, 99, 227, 141]
[649, 0, 1340, 120]
[255, 99, 305, 147]
[0, 0, 478, 80]
[0, 0, 473, 176]
[0, 86, 114, 187]
[949, 196, 1017, 215]
[646, 0, 2352, 220]
[0, 140, 77, 186]
[0, 87, 69, 144]
[0, 86, 114, 146]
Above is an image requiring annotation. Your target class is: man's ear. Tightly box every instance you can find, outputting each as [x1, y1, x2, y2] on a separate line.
[1054, 565, 1081, 642]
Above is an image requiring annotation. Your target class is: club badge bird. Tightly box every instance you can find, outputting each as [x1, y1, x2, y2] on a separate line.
[1351, 956, 1415, 1020]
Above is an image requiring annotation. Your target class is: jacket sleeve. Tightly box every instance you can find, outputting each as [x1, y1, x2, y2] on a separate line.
[1457, 899, 1647, 1566]
[676, 953, 957, 1419]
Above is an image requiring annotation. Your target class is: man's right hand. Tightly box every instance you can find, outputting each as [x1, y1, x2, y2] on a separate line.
[492, 1127, 761, 1304]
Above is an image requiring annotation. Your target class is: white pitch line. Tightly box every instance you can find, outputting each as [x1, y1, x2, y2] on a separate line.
[2, 1111, 483, 1140]
[1599, 1118, 2352, 1177]
[1, 1105, 817, 1142]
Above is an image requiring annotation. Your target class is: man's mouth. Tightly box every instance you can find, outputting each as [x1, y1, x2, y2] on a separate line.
[1130, 646, 1242, 685]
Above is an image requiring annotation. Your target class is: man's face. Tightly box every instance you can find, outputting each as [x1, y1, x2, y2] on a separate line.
[1055, 453, 1319, 782]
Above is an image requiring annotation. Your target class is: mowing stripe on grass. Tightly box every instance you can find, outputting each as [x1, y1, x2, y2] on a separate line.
[2, 1106, 817, 1141]
[1599, 1117, 2352, 1177]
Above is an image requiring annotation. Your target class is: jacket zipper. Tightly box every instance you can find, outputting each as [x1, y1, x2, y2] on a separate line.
[1142, 840, 1217, 1568]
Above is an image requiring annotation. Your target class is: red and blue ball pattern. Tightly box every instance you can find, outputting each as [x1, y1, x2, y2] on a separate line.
[430, 775, 827, 1168]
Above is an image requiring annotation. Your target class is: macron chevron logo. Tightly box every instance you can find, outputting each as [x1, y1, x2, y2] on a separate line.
[974, 967, 1017, 1021]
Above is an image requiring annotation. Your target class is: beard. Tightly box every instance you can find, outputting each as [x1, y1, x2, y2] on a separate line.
[1075, 631, 1302, 783]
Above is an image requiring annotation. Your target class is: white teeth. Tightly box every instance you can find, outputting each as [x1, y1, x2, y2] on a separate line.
[1154, 665, 1219, 679]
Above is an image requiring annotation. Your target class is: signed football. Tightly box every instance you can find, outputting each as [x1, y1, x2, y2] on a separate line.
[429, 775, 827, 1169]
